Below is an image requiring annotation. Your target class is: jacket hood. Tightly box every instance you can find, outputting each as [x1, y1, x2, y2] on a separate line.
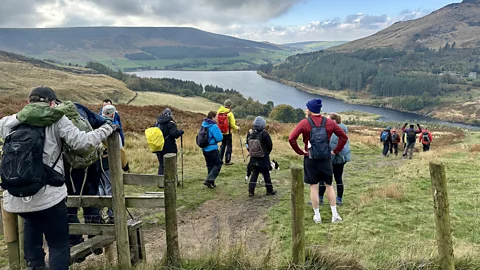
[218, 106, 231, 114]
[157, 115, 173, 124]
[253, 116, 266, 131]
[16, 103, 65, 127]
[202, 118, 216, 127]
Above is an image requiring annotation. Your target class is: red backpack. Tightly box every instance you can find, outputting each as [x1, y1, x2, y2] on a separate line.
[217, 112, 230, 133]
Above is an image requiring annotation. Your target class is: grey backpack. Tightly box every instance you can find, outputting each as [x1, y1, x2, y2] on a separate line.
[248, 130, 265, 158]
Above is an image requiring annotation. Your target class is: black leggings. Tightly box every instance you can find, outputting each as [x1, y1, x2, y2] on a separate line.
[319, 163, 345, 198]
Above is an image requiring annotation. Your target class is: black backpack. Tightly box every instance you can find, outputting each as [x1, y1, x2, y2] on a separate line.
[196, 126, 210, 148]
[407, 130, 417, 143]
[248, 130, 265, 158]
[422, 131, 430, 142]
[307, 117, 331, 160]
[1, 124, 63, 197]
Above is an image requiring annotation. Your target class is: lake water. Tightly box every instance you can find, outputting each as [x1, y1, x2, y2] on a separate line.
[132, 70, 476, 129]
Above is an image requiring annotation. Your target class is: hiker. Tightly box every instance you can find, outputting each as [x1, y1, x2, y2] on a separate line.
[0, 87, 116, 270]
[100, 99, 125, 146]
[419, 126, 433, 152]
[402, 130, 408, 150]
[99, 105, 129, 224]
[380, 126, 392, 157]
[245, 116, 276, 197]
[288, 99, 348, 224]
[59, 102, 108, 257]
[198, 111, 223, 188]
[217, 99, 239, 165]
[402, 123, 422, 159]
[154, 108, 184, 175]
[390, 129, 401, 156]
[319, 113, 350, 206]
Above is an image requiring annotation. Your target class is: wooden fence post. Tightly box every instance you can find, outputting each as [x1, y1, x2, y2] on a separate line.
[164, 153, 180, 267]
[17, 216, 25, 267]
[107, 132, 131, 268]
[291, 165, 305, 265]
[429, 161, 455, 270]
[2, 204, 20, 270]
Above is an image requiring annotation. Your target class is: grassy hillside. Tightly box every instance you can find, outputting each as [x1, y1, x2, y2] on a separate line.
[3, 104, 478, 269]
[0, 51, 135, 110]
[129, 92, 221, 114]
[333, 0, 480, 51]
[0, 27, 299, 71]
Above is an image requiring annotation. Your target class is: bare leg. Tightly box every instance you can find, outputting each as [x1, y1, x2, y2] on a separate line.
[325, 184, 337, 207]
[310, 184, 320, 209]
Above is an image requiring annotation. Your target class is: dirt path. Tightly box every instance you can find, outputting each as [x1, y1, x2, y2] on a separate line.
[145, 195, 280, 263]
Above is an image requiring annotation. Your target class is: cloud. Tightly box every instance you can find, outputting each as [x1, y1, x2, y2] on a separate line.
[226, 10, 428, 43]
[0, 0, 430, 43]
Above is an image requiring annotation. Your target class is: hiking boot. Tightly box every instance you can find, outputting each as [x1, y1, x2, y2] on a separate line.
[336, 198, 343, 206]
[313, 215, 322, 224]
[266, 190, 277, 196]
[225, 162, 234, 166]
[319, 197, 324, 205]
[332, 214, 343, 223]
[249, 191, 255, 197]
[203, 182, 214, 189]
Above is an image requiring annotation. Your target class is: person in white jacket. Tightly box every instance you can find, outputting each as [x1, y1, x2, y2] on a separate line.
[0, 87, 116, 270]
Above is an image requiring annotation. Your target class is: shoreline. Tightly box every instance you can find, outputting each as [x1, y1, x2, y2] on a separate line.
[258, 71, 478, 128]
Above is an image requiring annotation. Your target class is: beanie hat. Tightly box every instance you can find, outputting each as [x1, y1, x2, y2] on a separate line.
[224, 99, 233, 107]
[102, 105, 116, 116]
[28, 86, 59, 103]
[306, 99, 322, 114]
[161, 108, 172, 117]
[253, 116, 266, 131]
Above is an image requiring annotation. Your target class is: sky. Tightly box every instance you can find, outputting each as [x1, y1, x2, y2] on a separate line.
[0, 0, 463, 44]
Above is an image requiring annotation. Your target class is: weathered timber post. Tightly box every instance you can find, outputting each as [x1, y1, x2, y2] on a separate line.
[429, 161, 455, 270]
[17, 216, 25, 267]
[0, 200, 3, 235]
[164, 153, 180, 267]
[107, 132, 131, 268]
[2, 202, 21, 270]
[291, 165, 305, 265]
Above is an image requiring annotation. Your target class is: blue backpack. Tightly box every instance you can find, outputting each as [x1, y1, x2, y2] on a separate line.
[307, 117, 331, 160]
[381, 131, 389, 142]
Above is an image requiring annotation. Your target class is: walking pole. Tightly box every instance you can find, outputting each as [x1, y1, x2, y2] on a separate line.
[181, 135, 184, 188]
[239, 130, 246, 163]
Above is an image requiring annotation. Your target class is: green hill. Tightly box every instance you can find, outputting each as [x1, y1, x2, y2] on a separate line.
[282, 41, 347, 52]
[0, 27, 297, 71]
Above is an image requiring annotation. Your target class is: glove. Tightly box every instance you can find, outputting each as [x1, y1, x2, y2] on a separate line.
[122, 163, 130, 172]
[404, 122, 408, 126]
[103, 122, 119, 132]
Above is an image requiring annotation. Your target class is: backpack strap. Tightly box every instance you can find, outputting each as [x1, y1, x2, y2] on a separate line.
[320, 117, 327, 128]
[307, 117, 318, 128]
[307, 116, 326, 128]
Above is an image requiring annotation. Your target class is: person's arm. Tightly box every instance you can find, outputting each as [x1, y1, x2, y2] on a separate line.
[212, 125, 223, 143]
[115, 113, 125, 146]
[0, 115, 20, 139]
[169, 122, 184, 139]
[429, 132, 433, 143]
[288, 120, 306, 156]
[245, 131, 250, 151]
[402, 123, 408, 132]
[228, 112, 239, 131]
[264, 131, 273, 154]
[416, 124, 422, 134]
[57, 116, 114, 151]
[332, 122, 348, 154]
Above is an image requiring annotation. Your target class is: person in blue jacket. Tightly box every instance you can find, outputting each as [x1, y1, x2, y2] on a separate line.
[201, 111, 223, 188]
[319, 113, 351, 206]
[100, 99, 125, 146]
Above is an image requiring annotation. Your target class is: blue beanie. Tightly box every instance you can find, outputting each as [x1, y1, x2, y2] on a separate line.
[306, 99, 322, 114]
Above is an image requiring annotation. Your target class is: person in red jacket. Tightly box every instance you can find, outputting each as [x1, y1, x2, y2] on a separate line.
[289, 99, 348, 224]
[419, 126, 433, 152]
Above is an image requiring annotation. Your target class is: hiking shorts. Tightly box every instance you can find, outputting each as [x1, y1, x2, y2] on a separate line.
[303, 157, 333, 186]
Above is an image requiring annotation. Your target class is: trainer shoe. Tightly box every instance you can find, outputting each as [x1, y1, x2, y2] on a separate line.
[203, 182, 214, 189]
[332, 215, 343, 223]
[336, 198, 343, 206]
[313, 215, 322, 224]
[266, 190, 277, 196]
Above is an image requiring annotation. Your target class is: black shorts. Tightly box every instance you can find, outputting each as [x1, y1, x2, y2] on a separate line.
[303, 157, 333, 186]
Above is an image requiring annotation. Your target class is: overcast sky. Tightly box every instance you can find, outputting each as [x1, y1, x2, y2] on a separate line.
[0, 0, 462, 44]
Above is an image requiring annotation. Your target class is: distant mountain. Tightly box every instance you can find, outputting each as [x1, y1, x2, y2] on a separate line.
[283, 41, 347, 52]
[0, 27, 292, 71]
[334, 0, 480, 51]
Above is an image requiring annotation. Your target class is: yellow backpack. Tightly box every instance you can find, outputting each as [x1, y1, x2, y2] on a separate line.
[145, 127, 165, 153]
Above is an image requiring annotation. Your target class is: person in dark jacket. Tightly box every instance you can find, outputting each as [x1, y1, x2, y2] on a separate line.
[201, 111, 223, 188]
[245, 116, 276, 197]
[100, 99, 125, 146]
[402, 123, 422, 159]
[155, 108, 184, 175]
[380, 126, 392, 157]
[390, 129, 401, 156]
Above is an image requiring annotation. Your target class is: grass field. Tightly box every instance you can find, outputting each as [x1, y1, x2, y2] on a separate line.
[1, 103, 479, 269]
[0, 56, 136, 105]
[129, 92, 221, 114]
